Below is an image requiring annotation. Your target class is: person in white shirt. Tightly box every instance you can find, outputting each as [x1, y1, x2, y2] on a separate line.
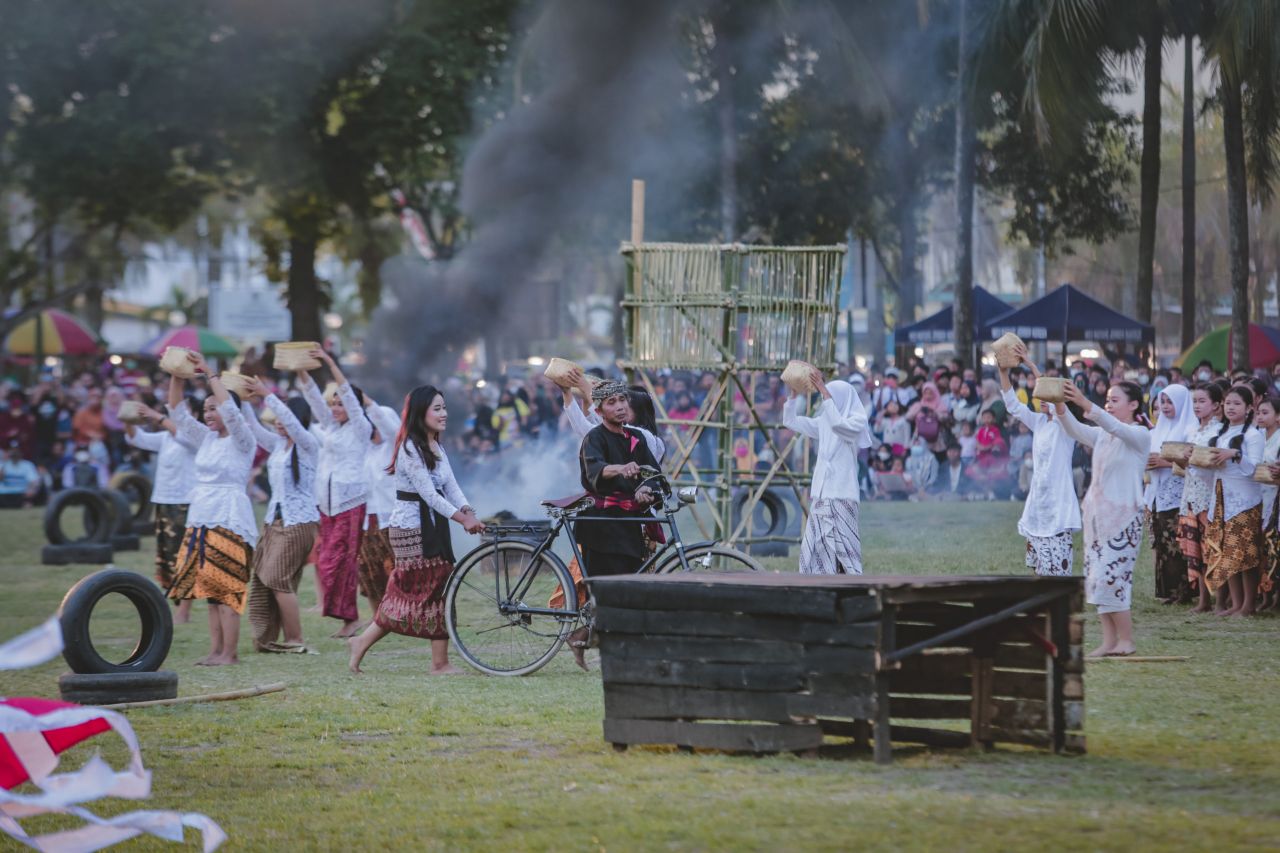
[1176, 383, 1225, 614]
[298, 347, 373, 639]
[240, 375, 320, 653]
[124, 376, 198, 624]
[1254, 395, 1280, 612]
[165, 353, 258, 667]
[783, 367, 871, 574]
[1058, 379, 1151, 657]
[357, 396, 402, 617]
[1142, 384, 1198, 604]
[998, 351, 1079, 577]
[558, 366, 665, 460]
[348, 384, 485, 675]
[1203, 384, 1265, 617]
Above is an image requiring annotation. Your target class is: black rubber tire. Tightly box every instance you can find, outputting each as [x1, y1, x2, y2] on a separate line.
[58, 568, 173, 674]
[102, 489, 134, 535]
[41, 543, 114, 565]
[731, 488, 788, 539]
[58, 670, 178, 705]
[107, 471, 152, 526]
[44, 488, 112, 545]
[110, 533, 142, 552]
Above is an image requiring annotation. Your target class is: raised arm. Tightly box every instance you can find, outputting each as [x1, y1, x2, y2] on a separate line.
[781, 396, 821, 439]
[364, 396, 401, 443]
[217, 397, 256, 455]
[811, 368, 868, 442]
[1086, 406, 1151, 454]
[264, 394, 319, 457]
[564, 393, 598, 439]
[1054, 400, 1100, 449]
[241, 400, 283, 453]
[1001, 388, 1043, 432]
[125, 424, 165, 452]
[167, 397, 211, 449]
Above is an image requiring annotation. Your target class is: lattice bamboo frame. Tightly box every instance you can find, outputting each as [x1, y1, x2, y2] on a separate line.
[619, 242, 845, 546]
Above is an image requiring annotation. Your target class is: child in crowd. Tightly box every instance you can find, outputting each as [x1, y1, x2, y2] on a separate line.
[1256, 396, 1280, 612]
[957, 420, 977, 465]
[1203, 384, 1263, 617]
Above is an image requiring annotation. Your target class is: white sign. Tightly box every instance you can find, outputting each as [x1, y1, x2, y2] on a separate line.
[208, 286, 292, 342]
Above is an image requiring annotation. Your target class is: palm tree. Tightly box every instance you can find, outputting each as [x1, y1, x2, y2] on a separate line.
[1181, 33, 1197, 350]
[953, 0, 978, 368]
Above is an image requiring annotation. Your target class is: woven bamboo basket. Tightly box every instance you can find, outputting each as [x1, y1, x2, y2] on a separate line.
[1172, 462, 1187, 478]
[1160, 441, 1192, 463]
[159, 346, 198, 378]
[781, 360, 817, 394]
[544, 358, 604, 396]
[1253, 464, 1280, 485]
[117, 401, 146, 425]
[1032, 376, 1067, 404]
[992, 333, 1025, 369]
[258, 406, 278, 427]
[1188, 446, 1223, 468]
[219, 372, 253, 398]
[273, 342, 321, 371]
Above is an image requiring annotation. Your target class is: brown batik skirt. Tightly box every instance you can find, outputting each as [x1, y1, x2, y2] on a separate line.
[1262, 499, 1280, 595]
[358, 514, 394, 603]
[1177, 511, 1208, 589]
[169, 526, 253, 613]
[374, 527, 453, 640]
[247, 518, 318, 651]
[1203, 483, 1263, 593]
[1150, 508, 1190, 602]
[153, 503, 189, 590]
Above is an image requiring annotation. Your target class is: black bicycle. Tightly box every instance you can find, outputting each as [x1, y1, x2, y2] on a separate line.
[444, 470, 763, 676]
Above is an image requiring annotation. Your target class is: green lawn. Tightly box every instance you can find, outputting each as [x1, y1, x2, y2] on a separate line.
[2, 502, 1278, 851]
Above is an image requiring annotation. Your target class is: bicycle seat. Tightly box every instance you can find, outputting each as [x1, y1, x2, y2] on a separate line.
[541, 492, 594, 512]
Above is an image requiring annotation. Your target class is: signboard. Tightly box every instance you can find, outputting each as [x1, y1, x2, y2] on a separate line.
[208, 286, 292, 342]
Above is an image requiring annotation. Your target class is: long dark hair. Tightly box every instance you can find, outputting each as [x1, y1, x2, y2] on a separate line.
[285, 397, 312, 485]
[627, 386, 658, 434]
[1112, 381, 1151, 428]
[1210, 384, 1255, 451]
[388, 385, 443, 474]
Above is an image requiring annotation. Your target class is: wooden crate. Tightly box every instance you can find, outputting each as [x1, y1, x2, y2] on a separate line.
[590, 573, 1084, 763]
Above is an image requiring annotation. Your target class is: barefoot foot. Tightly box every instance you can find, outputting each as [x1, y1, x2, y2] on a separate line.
[428, 665, 464, 676]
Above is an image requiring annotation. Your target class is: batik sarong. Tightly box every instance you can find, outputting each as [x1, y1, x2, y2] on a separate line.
[357, 514, 394, 604]
[800, 498, 863, 575]
[1150, 507, 1190, 602]
[169, 526, 253, 613]
[374, 526, 453, 640]
[152, 503, 189, 590]
[1203, 482, 1263, 593]
[315, 504, 365, 622]
[247, 518, 318, 651]
[1025, 531, 1074, 577]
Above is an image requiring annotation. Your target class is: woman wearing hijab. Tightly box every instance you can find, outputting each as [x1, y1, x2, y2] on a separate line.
[1144, 384, 1198, 603]
[783, 367, 871, 574]
[906, 382, 945, 450]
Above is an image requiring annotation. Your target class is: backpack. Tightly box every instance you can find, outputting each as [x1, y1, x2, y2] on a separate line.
[915, 407, 940, 443]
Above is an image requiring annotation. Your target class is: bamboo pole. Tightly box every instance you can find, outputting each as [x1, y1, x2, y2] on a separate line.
[101, 682, 287, 710]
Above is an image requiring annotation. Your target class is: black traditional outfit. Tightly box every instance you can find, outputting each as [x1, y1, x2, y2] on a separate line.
[576, 422, 660, 577]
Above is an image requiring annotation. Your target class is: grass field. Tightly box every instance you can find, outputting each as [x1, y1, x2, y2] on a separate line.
[2, 501, 1279, 851]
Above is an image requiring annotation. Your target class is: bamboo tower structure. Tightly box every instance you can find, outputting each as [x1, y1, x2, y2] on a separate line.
[619, 185, 846, 546]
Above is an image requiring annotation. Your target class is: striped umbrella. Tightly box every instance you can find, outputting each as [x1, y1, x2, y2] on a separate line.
[143, 325, 240, 358]
[2, 309, 100, 355]
[1176, 323, 1280, 373]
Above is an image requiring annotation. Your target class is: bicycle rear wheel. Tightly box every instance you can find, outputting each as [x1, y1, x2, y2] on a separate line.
[445, 540, 579, 676]
[655, 544, 764, 573]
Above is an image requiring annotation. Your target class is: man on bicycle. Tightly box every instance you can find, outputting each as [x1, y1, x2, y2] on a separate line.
[576, 381, 661, 577]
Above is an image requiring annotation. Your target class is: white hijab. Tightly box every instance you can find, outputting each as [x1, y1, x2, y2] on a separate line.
[1148, 383, 1197, 450]
[825, 380, 874, 449]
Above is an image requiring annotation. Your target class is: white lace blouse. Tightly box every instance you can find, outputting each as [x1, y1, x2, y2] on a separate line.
[168, 398, 258, 547]
[387, 441, 470, 530]
[1059, 406, 1150, 542]
[1262, 429, 1280, 525]
[301, 379, 373, 516]
[363, 404, 402, 528]
[1002, 390, 1079, 538]
[125, 428, 197, 505]
[1209, 423, 1263, 521]
[1181, 419, 1223, 515]
[243, 396, 320, 527]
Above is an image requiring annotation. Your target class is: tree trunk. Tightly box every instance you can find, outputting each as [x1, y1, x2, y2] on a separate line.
[712, 12, 738, 242]
[898, 194, 920, 325]
[1180, 35, 1197, 350]
[1252, 205, 1265, 324]
[1222, 78, 1251, 371]
[952, 0, 976, 369]
[286, 234, 323, 344]
[1136, 20, 1162, 325]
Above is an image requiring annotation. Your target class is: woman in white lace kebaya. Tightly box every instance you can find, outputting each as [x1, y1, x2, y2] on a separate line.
[1058, 380, 1151, 657]
[1142, 384, 1197, 603]
[357, 396, 402, 616]
[240, 375, 320, 652]
[348, 385, 486, 675]
[1177, 383, 1224, 613]
[1203, 384, 1264, 616]
[298, 347, 373, 638]
[165, 352, 258, 666]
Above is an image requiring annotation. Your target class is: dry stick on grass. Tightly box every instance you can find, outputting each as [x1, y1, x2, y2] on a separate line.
[1089, 656, 1190, 663]
[100, 682, 287, 710]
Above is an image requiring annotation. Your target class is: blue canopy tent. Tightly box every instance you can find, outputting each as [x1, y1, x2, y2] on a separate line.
[894, 285, 1013, 345]
[983, 283, 1154, 361]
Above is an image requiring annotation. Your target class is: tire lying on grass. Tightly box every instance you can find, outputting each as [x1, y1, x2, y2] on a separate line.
[107, 471, 153, 531]
[44, 488, 112, 545]
[58, 670, 178, 705]
[58, 568, 173, 674]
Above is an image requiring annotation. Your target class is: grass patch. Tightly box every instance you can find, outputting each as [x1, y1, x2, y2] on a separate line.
[2, 502, 1278, 850]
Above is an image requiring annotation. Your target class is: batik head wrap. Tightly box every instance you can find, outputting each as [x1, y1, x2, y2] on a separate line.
[591, 380, 629, 404]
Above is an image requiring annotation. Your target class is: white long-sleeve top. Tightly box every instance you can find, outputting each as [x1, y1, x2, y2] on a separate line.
[1181, 418, 1223, 516]
[363, 404, 402, 528]
[782, 394, 869, 501]
[1002, 389, 1079, 538]
[125, 427, 197, 505]
[168, 398, 258, 546]
[1209, 423, 1263, 521]
[387, 441, 470, 529]
[1262, 429, 1280, 525]
[243, 396, 320, 527]
[564, 400, 666, 462]
[301, 379, 373, 516]
[1059, 405, 1149, 541]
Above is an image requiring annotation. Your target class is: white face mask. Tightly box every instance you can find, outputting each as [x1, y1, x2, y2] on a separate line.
[1197, 371, 1212, 382]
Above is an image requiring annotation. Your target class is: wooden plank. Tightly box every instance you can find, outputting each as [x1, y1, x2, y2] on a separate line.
[600, 658, 806, 691]
[991, 670, 1048, 700]
[590, 582, 843, 620]
[971, 657, 994, 746]
[1064, 700, 1085, 732]
[603, 683, 877, 722]
[801, 645, 878, 675]
[1064, 732, 1086, 754]
[890, 697, 971, 720]
[590, 573, 1080, 591]
[888, 650, 972, 695]
[884, 725, 972, 749]
[883, 590, 1066, 664]
[874, 609, 895, 765]
[994, 642, 1049, 671]
[1064, 672, 1084, 701]
[991, 698, 1047, 731]
[595, 606, 879, 646]
[602, 718, 824, 752]
[986, 726, 1051, 748]
[1068, 615, 1084, 644]
[599, 635, 803, 665]
[1048, 595, 1070, 753]
[839, 594, 883, 622]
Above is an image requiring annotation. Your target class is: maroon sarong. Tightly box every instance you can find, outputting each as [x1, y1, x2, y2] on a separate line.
[316, 504, 365, 622]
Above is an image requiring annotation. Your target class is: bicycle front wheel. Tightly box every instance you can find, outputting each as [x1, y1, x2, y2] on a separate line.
[655, 544, 764, 573]
[445, 540, 579, 676]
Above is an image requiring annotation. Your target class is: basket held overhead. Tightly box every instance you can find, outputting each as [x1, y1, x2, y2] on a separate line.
[781, 360, 817, 394]
[159, 347, 197, 378]
[1031, 377, 1066, 404]
[992, 332, 1025, 369]
[116, 401, 146, 425]
[219, 372, 253, 399]
[273, 342, 321, 371]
